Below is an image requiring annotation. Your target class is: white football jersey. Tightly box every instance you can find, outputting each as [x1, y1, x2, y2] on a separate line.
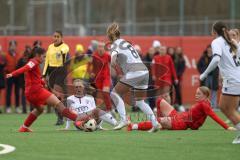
[110, 39, 147, 74]
[66, 94, 96, 115]
[211, 36, 240, 87]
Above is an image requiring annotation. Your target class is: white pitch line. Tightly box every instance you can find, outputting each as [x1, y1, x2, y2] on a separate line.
[0, 144, 16, 155]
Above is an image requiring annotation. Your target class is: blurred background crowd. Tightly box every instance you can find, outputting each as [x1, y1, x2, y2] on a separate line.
[0, 37, 220, 116]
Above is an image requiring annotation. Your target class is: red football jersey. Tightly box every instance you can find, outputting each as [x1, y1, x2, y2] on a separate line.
[11, 58, 45, 94]
[185, 100, 228, 130]
[92, 52, 111, 80]
[152, 54, 177, 85]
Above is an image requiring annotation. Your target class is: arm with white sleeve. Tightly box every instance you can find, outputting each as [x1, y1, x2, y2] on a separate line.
[200, 39, 222, 81]
[110, 50, 118, 67]
[199, 55, 220, 81]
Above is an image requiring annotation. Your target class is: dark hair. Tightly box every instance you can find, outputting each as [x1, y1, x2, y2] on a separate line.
[55, 30, 63, 37]
[9, 40, 17, 46]
[33, 40, 42, 47]
[212, 21, 237, 53]
[28, 47, 45, 60]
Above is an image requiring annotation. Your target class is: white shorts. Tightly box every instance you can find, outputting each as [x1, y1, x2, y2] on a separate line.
[222, 85, 240, 96]
[120, 71, 149, 89]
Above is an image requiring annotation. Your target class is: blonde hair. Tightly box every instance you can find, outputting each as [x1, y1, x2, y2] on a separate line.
[73, 79, 85, 87]
[198, 86, 210, 99]
[106, 22, 120, 42]
[230, 29, 240, 40]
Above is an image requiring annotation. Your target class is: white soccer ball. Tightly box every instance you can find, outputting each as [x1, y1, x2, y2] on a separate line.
[84, 119, 97, 132]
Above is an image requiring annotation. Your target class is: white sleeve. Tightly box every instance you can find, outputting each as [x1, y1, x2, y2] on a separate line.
[90, 97, 97, 109]
[237, 43, 240, 57]
[65, 119, 71, 129]
[66, 98, 74, 108]
[200, 55, 220, 81]
[211, 40, 223, 57]
[111, 50, 118, 66]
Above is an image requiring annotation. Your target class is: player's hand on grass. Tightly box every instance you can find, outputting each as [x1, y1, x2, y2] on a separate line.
[6, 74, 13, 78]
[227, 127, 237, 131]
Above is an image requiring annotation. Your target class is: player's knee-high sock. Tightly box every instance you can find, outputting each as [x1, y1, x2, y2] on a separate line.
[22, 112, 38, 128]
[156, 97, 163, 117]
[110, 92, 127, 122]
[100, 113, 117, 126]
[103, 92, 112, 111]
[56, 102, 77, 121]
[137, 121, 153, 130]
[136, 100, 159, 127]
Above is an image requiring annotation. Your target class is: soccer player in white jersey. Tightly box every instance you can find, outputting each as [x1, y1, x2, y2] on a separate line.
[64, 79, 117, 130]
[200, 21, 240, 144]
[106, 23, 160, 132]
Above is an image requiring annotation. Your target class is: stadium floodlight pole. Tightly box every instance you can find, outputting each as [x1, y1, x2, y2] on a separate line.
[7, 0, 15, 35]
[179, 0, 184, 36]
[46, 0, 53, 35]
[85, 0, 91, 35]
[230, 0, 236, 28]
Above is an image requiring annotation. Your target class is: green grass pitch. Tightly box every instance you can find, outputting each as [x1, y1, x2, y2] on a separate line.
[0, 112, 239, 160]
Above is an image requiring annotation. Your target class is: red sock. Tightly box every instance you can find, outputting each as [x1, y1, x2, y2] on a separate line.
[103, 92, 112, 111]
[23, 113, 37, 127]
[156, 97, 163, 117]
[138, 121, 153, 130]
[62, 108, 77, 121]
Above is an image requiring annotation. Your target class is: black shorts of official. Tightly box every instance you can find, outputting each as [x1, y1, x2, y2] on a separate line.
[47, 66, 67, 90]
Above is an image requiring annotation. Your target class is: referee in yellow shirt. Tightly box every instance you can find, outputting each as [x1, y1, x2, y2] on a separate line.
[43, 30, 70, 125]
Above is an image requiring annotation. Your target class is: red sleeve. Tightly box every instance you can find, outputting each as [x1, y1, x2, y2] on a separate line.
[202, 102, 229, 129]
[169, 57, 178, 81]
[11, 60, 36, 77]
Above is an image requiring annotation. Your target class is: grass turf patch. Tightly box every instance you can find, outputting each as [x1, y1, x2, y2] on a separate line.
[0, 112, 239, 160]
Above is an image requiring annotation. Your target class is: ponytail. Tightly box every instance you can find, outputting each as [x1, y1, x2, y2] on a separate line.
[212, 21, 237, 53]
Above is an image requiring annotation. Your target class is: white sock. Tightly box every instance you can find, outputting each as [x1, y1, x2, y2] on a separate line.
[110, 92, 127, 122]
[235, 122, 240, 130]
[136, 100, 158, 127]
[100, 113, 118, 126]
[132, 124, 138, 130]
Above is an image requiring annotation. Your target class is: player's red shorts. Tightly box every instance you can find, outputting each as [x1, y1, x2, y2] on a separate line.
[95, 76, 111, 89]
[26, 88, 52, 107]
[169, 110, 188, 130]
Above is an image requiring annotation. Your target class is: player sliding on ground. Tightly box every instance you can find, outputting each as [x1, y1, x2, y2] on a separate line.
[128, 86, 236, 131]
[106, 22, 160, 132]
[64, 79, 117, 131]
[6, 47, 83, 132]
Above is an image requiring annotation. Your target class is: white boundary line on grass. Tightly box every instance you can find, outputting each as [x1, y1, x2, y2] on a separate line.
[0, 144, 16, 155]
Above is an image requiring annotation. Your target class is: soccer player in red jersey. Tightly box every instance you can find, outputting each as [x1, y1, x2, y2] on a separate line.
[6, 47, 81, 132]
[128, 86, 236, 131]
[152, 45, 178, 103]
[91, 42, 112, 111]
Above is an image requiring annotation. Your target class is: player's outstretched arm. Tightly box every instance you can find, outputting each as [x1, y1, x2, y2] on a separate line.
[6, 63, 33, 78]
[200, 55, 220, 81]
